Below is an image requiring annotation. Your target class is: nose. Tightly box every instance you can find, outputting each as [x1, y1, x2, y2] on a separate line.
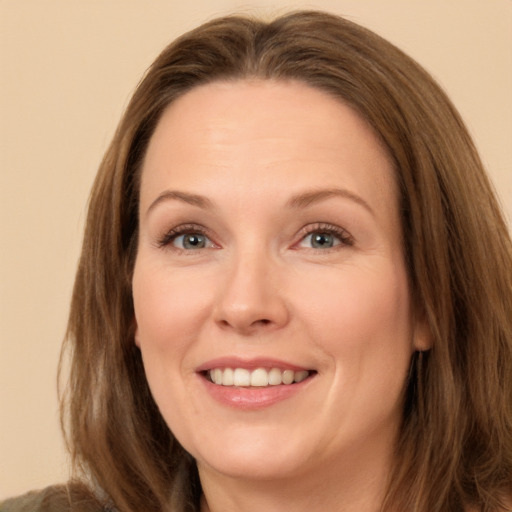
[213, 248, 290, 335]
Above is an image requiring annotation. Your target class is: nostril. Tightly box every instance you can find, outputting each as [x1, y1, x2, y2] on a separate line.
[254, 319, 271, 326]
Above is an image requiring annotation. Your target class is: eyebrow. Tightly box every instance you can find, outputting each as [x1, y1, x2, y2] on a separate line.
[146, 187, 374, 216]
[146, 190, 214, 215]
[286, 188, 375, 216]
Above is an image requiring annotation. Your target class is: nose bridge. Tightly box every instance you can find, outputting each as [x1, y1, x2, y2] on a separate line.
[214, 241, 288, 333]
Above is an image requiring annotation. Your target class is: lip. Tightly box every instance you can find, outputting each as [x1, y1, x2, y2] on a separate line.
[196, 357, 316, 410]
[196, 356, 311, 373]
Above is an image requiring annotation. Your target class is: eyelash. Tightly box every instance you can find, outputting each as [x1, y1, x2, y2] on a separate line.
[156, 223, 212, 250]
[156, 222, 354, 251]
[295, 223, 354, 250]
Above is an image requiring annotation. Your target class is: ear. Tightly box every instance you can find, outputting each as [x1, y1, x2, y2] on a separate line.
[412, 311, 433, 352]
[133, 317, 141, 348]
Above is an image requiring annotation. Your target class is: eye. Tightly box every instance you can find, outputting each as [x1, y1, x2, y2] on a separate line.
[296, 224, 353, 250]
[157, 224, 216, 251]
[301, 232, 340, 249]
[173, 233, 212, 250]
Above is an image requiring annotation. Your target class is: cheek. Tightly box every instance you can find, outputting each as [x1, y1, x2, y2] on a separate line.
[298, 262, 414, 436]
[131, 261, 214, 426]
[296, 260, 413, 368]
[133, 261, 214, 352]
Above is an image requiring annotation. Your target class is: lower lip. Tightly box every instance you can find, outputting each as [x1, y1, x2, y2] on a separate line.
[199, 375, 313, 410]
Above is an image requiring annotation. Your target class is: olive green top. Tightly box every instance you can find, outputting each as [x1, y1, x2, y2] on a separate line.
[0, 484, 109, 512]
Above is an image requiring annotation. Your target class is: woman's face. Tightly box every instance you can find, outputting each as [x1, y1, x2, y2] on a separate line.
[132, 80, 429, 484]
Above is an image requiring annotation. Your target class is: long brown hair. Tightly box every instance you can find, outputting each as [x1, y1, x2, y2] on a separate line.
[60, 11, 512, 512]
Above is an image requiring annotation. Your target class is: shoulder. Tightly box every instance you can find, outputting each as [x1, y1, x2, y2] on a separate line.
[0, 483, 109, 512]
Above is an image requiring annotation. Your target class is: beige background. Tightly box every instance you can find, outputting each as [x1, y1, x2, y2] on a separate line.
[1, 0, 511, 499]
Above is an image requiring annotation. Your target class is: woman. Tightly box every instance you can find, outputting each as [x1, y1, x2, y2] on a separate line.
[3, 10, 511, 512]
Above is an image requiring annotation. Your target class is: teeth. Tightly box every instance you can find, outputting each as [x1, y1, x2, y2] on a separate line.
[208, 367, 311, 387]
[213, 368, 223, 385]
[233, 368, 250, 386]
[268, 368, 282, 386]
[294, 370, 309, 383]
[250, 368, 268, 387]
[222, 367, 234, 386]
[282, 369, 294, 385]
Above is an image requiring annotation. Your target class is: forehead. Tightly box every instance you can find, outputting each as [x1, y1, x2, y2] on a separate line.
[140, 79, 398, 218]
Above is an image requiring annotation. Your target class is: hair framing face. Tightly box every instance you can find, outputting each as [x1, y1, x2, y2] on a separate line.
[61, 11, 512, 512]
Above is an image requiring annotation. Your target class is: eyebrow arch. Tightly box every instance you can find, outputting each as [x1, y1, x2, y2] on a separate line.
[286, 188, 375, 216]
[146, 187, 374, 216]
[146, 190, 214, 215]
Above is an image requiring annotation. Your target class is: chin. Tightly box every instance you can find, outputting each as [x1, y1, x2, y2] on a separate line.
[198, 451, 307, 482]
[189, 426, 313, 481]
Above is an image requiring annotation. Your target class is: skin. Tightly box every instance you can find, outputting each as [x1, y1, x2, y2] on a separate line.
[132, 80, 430, 512]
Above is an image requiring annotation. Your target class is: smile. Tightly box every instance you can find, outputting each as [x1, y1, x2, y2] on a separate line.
[207, 367, 311, 387]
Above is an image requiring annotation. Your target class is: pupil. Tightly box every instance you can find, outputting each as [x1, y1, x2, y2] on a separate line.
[184, 234, 205, 249]
[312, 233, 333, 248]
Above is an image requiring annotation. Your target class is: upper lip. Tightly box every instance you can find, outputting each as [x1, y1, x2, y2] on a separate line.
[196, 356, 313, 373]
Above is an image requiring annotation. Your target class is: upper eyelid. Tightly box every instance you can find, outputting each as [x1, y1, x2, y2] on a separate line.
[295, 223, 354, 242]
[155, 221, 354, 249]
[156, 223, 214, 248]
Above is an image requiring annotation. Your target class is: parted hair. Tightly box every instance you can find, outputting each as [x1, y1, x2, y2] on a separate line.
[60, 10, 512, 512]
